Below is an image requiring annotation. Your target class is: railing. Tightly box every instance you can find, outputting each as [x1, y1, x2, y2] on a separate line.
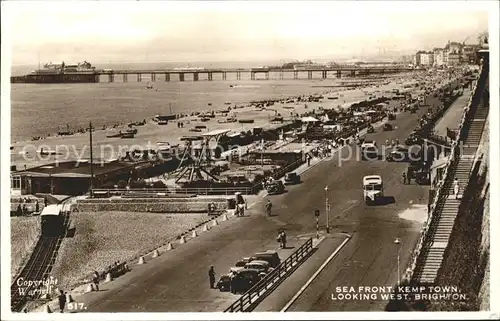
[91, 186, 255, 197]
[403, 64, 487, 283]
[224, 238, 314, 312]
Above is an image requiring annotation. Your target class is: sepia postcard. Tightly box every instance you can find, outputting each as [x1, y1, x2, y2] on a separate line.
[1, 1, 498, 320]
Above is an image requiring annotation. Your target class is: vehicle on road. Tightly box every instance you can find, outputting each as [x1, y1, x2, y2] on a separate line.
[363, 175, 384, 205]
[386, 146, 410, 162]
[284, 172, 301, 185]
[230, 268, 261, 294]
[251, 250, 281, 268]
[383, 123, 394, 131]
[361, 141, 378, 161]
[388, 113, 396, 120]
[216, 274, 232, 291]
[235, 257, 252, 267]
[266, 180, 285, 195]
[367, 125, 375, 133]
[245, 260, 271, 277]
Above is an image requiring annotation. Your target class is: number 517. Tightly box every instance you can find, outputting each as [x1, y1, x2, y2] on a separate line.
[67, 302, 85, 310]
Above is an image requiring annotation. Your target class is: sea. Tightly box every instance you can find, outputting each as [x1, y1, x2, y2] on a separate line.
[10, 61, 354, 143]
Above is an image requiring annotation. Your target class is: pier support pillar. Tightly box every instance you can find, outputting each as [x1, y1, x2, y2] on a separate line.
[179, 73, 185, 81]
[265, 72, 269, 80]
[336, 70, 341, 78]
[137, 73, 142, 82]
[322, 70, 327, 79]
[279, 71, 284, 80]
[294, 71, 298, 80]
[251, 72, 255, 80]
[236, 71, 241, 80]
[123, 74, 128, 82]
[193, 73, 199, 81]
[151, 73, 156, 82]
[222, 72, 227, 81]
[380, 69, 385, 74]
[165, 73, 170, 82]
[308, 71, 312, 80]
[108, 73, 114, 83]
[208, 72, 213, 81]
[350, 70, 356, 77]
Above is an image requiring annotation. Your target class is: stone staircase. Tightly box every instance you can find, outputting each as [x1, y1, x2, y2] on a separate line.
[411, 74, 489, 285]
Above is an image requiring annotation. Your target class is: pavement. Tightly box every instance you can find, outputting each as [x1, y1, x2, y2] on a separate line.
[42, 86, 454, 313]
[434, 87, 472, 137]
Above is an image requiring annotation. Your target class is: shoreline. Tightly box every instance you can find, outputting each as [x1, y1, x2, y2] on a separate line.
[10, 71, 457, 170]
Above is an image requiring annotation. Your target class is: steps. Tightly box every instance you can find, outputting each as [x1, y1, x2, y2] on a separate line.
[411, 72, 489, 285]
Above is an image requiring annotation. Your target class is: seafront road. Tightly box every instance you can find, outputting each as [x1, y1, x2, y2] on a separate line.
[74, 93, 450, 312]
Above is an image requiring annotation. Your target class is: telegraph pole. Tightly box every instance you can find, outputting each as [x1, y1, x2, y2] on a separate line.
[315, 210, 320, 239]
[325, 186, 330, 233]
[89, 122, 94, 197]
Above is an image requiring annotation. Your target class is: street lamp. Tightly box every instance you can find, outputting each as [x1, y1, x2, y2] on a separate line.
[394, 238, 403, 286]
[325, 186, 330, 233]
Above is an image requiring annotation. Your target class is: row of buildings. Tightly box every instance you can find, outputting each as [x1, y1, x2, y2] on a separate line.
[414, 41, 481, 67]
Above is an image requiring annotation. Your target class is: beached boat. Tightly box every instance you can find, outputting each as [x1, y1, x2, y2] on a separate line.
[121, 131, 135, 139]
[106, 131, 122, 138]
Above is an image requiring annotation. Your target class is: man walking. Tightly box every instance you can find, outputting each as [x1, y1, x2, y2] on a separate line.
[453, 179, 460, 199]
[58, 289, 66, 313]
[209, 266, 216, 289]
[281, 231, 287, 249]
[92, 271, 100, 292]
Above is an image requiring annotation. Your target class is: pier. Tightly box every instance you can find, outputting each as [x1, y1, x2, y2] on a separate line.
[11, 64, 413, 84]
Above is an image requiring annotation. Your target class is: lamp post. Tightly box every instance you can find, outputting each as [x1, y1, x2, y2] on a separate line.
[325, 186, 330, 233]
[394, 238, 403, 285]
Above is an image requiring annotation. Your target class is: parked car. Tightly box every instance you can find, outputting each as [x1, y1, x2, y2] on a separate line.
[367, 125, 375, 133]
[383, 123, 394, 131]
[245, 260, 272, 276]
[216, 274, 232, 291]
[235, 257, 252, 267]
[266, 180, 285, 195]
[230, 268, 261, 294]
[284, 172, 300, 185]
[251, 250, 281, 268]
[388, 113, 396, 120]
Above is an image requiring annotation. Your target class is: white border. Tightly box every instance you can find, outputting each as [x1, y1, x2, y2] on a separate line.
[1, 1, 498, 320]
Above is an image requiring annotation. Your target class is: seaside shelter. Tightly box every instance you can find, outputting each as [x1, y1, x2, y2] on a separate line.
[10, 159, 151, 196]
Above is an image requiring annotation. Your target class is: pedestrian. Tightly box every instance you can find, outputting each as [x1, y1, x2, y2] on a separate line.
[16, 204, 22, 216]
[307, 154, 311, 166]
[277, 232, 283, 248]
[58, 289, 66, 313]
[22, 204, 27, 216]
[44, 197, 48, 207]
[453, 179, 460, 199]
[281, 231, 287, 249]
[209, 266, 216, 289]
[402, 172, 407, 185]
[92, 271, 100, 291]
[395, 138, 399, 146]
[35, 200, 39, 213]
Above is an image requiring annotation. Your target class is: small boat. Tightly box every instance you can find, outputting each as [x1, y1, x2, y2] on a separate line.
[106, 131, 122, 138]
[224, 102, 231, 105]
[37, 148, 60, 156]
[158, 120, 168, 125]
[121, 131, 135, 138]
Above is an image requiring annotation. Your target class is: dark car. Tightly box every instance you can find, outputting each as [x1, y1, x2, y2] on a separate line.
[383, 123, 394, 131]
[388, 113, 396, 120]
[251, 250, 281, 268]
[230, 269, 261, 294]
[386, 147, 410, 162]
[284, 172, 300, 185]
[266, 180, 285, 195]
[216, 274, 232, 292]
[367, 125, 375, 133]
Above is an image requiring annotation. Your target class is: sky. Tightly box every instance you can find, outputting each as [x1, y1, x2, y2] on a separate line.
[2, 1, 490, 66]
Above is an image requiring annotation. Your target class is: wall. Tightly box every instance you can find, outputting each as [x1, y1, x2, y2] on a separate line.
[76, 197, 229, 213]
